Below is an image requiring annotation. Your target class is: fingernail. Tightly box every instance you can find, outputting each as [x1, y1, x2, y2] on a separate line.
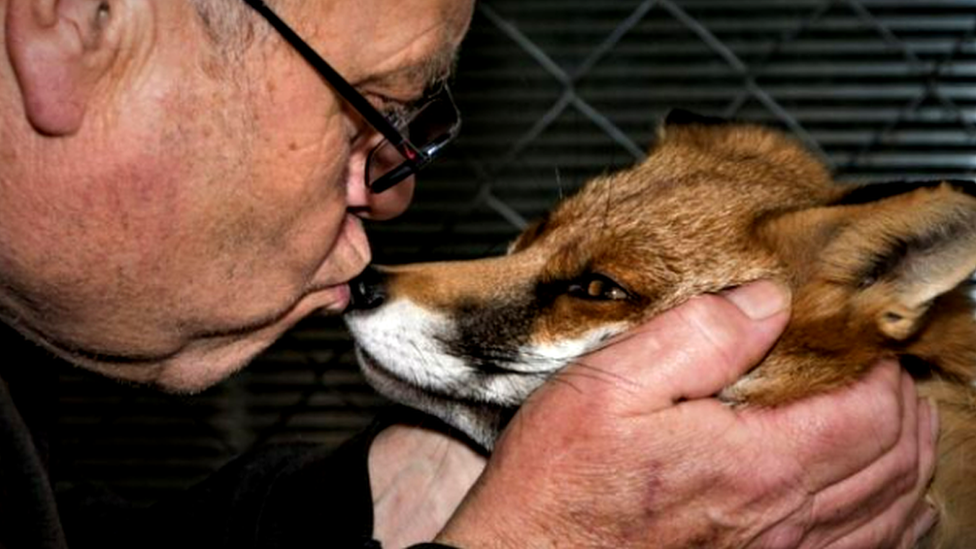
[722, 280, 792, 320]
[913, 503, 940, 542]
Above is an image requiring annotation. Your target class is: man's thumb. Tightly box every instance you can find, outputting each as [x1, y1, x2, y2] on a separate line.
[568, 280, 792, 408]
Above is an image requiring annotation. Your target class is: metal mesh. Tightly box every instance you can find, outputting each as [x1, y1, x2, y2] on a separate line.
[56, 0, 976, 505]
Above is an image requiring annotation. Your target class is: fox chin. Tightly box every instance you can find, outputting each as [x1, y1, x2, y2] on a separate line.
[345, 111, 976, 549]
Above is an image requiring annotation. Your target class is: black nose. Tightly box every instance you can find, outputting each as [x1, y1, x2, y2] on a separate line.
[348, 266, 388, 311]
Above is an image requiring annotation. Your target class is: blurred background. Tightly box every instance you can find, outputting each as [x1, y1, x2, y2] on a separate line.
[56, 0, 976, 506]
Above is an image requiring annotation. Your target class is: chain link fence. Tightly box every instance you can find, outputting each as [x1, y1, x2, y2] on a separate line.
[56, 0, 976, 505]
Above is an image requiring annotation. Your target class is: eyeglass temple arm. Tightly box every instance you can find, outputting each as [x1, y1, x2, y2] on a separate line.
[241, 0, 413, 154]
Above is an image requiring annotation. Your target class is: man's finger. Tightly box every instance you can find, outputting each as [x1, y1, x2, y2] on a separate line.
[751, 362, 908, 502]
[573, 280, 791, 409]
[797, 370, 923, 547]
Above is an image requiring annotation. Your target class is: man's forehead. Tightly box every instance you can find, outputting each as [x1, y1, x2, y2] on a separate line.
[342, 0, 471, 92]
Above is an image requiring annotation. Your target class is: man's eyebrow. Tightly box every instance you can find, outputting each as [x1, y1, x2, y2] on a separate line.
[359, 46, 459, 93]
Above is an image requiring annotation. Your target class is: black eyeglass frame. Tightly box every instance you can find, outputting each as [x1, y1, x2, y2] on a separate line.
[240, 0, 460, 193]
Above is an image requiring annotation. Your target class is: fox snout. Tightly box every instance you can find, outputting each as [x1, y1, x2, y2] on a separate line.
[344, 260, 633, 449]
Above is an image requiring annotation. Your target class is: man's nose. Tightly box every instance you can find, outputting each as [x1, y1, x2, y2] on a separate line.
[345, 148, 416, 221]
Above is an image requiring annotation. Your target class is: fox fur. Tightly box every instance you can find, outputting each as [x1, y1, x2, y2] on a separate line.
[345, 112, 976, 548]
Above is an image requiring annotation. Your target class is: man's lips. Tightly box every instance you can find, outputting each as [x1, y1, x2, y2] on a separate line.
[320, 282, 351, 313]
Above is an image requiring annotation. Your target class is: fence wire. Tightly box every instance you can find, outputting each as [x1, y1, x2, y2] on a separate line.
[56, 0, 976, 505]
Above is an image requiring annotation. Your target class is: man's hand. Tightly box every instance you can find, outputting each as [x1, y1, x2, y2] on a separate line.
[369, 423, 487, 548]
[437, 281, 939, 548]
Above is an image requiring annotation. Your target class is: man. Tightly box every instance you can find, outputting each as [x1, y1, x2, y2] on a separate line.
[0, 0, 937, 547]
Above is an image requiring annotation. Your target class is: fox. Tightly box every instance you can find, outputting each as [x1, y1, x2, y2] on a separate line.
[344, 111, 976, 548]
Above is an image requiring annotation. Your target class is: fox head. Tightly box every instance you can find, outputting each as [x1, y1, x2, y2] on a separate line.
[345, 112, 976, 450]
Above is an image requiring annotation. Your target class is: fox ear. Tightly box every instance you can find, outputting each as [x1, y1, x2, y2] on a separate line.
[776, 181, 976, 341]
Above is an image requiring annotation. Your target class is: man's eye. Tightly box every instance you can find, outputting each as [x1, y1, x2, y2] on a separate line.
[378, 101, 406, 121]
[567, 274, 630, 301]
[369, 94, 416, 126]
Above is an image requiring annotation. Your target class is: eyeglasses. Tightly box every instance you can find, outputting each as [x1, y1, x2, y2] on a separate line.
[240, 0, 461, 194]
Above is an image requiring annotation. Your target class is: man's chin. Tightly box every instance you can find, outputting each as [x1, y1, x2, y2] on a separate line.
[63, 322, 295, 392]
[85, 313, 316, 393]
[149, 339, 269, 393]
[13, 283, 353, 391]
[109, 286, 352, 392]
[60, 332, 270, 393]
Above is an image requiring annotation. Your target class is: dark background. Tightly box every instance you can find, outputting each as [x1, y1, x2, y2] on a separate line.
[56, 0, 976, 506]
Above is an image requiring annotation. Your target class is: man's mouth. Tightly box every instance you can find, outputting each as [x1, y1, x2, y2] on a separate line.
[312, 282, 352, 314]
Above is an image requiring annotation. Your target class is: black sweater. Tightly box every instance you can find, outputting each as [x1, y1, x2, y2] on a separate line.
[0, 327, 449, 549]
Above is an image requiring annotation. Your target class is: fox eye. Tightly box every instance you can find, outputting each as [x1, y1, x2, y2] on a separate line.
[567, 274, 630, 301]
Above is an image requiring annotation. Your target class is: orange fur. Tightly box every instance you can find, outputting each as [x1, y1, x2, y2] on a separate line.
[359, 118, 976, 548]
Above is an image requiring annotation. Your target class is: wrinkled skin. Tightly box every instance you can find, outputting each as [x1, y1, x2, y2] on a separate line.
[0, 0, 470, 390]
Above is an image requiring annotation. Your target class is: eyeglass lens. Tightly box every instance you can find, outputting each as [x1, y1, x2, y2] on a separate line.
[366, 89, 460, 192]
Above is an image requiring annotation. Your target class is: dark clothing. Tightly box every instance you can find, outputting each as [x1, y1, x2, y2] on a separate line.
[56, 430, 383, 549]
[1, 330, 67, 549]
[0, 327, 454, 548]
